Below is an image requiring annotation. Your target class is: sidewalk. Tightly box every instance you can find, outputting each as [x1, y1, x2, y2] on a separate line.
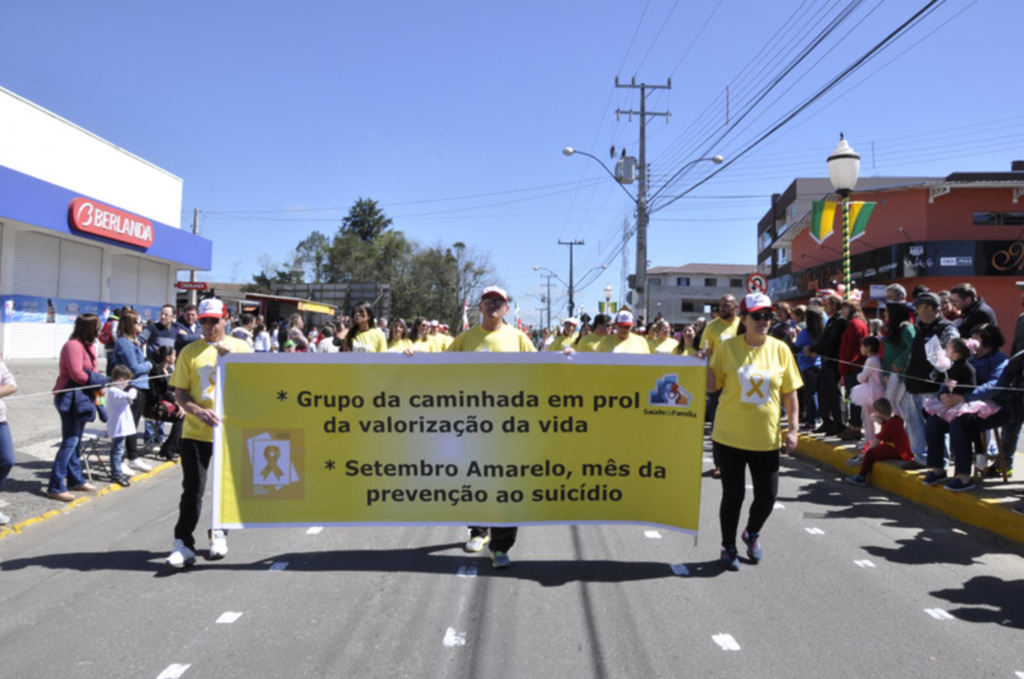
[794, 429, 1024, 546]
[0, 358, 177, 539]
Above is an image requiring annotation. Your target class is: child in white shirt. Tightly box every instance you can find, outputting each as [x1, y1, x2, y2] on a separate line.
[106, 365, 138, 487]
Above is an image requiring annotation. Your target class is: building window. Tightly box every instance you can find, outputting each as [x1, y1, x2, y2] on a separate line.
[649, 278, 661, 286]
[676, 277, 690, 287]
[974, 211, 1024, 226]
[760, 231, 773, 250]
[778, 248, 789, 265]
[681, 301, 694, 312]
[729, 278, 744, 288]
[704, 278, 717, 287]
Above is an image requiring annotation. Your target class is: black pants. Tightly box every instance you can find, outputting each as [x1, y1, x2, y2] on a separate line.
[174, 438, 213, 550]
[842, 371, 863, 429]
[800, 366, 820, 425]
[160, 418, 183, 459]
[469, 526, 518, 552]
[123, 388, 148, 460]
[716, 442, 780, 548]
[818, 365, 844, 429]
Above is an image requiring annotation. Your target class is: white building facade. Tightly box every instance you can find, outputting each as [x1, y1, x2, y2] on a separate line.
[0, 87, 211, 358]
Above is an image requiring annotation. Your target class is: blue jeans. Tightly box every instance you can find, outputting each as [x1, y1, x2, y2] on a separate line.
[0, 421, 14, 491]
[109, 436, 126, 477]
[900, 390, 933, 464]
[49, 407, 89, 494]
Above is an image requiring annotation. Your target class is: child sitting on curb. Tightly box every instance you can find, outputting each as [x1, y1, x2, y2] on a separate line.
[845, 397, 912, 486]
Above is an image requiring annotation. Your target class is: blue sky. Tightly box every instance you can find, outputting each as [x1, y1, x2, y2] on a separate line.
[3, 0, 1021, 326]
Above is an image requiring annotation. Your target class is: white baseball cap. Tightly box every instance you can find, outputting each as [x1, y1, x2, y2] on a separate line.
[197, 298, 227, 320]
[615, 310, 634, 326]
[741, 292, 774, 314]
[481, 286, 509, 303]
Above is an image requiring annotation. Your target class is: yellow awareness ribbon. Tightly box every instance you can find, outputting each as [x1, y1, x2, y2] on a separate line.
[259, 445, 286, 481]
[745, 374, 766, 400]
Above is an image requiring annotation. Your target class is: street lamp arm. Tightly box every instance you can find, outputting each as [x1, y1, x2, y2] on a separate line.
[533, 266, 568, 288]
[562, 147, 637, 203]
[647, 155, 724, 207]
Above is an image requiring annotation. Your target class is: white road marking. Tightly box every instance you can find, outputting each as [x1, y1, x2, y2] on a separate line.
[456, 566, 478, 578]
[712, 633, 741, 651]
[1014, 671, 1024, 679]
[269, 561, 289, 571]
[805, 527, 825, 535]
[443, 627, 467, 647]
[216, 612, 243, 624]
[853, 560, 876, 568]
[644, 530, 662, 539]
[670, 563, 690, 576]
[773, 502, 785, 509]
[157, 664, 191, 679]
[745, 484, 754, 489]
[306, 526, 323, 535]
[924, 608, 954, 620]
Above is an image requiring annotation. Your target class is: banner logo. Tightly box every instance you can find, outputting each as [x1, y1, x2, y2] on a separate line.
[649, 374, 692, 408]
[245, 429, 304, 499]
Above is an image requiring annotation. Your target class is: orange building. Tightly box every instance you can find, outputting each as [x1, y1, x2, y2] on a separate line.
[761, 165, 1024, 330]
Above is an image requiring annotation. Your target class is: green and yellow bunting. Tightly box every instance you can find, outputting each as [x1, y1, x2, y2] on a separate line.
[848, 201, 876, 241]
[810, 201, 838, 243]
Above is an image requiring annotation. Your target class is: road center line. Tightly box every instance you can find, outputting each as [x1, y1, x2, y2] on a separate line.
[924, 608, 954, 620]
[443, 627, 467, 647]
[306, 526, 323, 535]
[712, 633, 741, 651]
[670, 563, 689, 576]
[216, 612, 243, 624]
[644, 530, 662, 539]
[156, 664, 191, 679]
[456, 566, 478, 578]
[853, 560, 876, 568]
[269, 561, 289, 571]
[805, 527, 825, 535]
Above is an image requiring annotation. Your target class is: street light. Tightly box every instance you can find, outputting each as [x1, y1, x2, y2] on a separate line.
[827, 133, 860, 301]
[564, 147, 723, 323]
[604, 284, 613, 315]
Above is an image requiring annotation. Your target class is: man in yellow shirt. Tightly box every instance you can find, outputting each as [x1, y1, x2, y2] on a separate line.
[575, 314, 611, 352]
[597, 310, 651, 354]
[547, 318, 579, 352]
[166, 298, 253, 568]
[701, 294, 741, 477]
[447, 286, 535, 568]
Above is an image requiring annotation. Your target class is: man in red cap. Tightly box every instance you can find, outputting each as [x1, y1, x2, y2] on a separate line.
[166, 298, 253, 568]
[596, 310, 650, 353]
[447, 286, 535, 568]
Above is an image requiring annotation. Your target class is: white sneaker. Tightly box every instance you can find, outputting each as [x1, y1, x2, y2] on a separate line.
[166, 539, 196, 569]
[0, 511, 10, 525]
[128, 458, 152, 472]
[208, 529, 228, 560]
[464, 534, 490, 553]
[120, 465, 136, 477]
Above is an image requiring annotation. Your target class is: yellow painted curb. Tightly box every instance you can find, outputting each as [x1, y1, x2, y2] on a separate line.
[795, 435, 1024, 546]
[0, 459, 179, 543]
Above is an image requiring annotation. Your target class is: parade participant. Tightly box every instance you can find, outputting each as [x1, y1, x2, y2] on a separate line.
[166, 298, 252, 568]
[649, 320, 679, 354]
[597, 310, 651, 354]
[701, 294, 741, 478]
[387, 318, 414, 353]
[539, 328, 554, 351]
[409, 316, 438, 352]
[341, 301, 387, 352]
[708, 292, 801, 571]
[674, 322, 699, 356]
[447, 286, 535, 568]
[173, 304, 201, 355]
[575, 314, 610, 352]
[0, 357, 17, 525]
[48, 314, 106, 502]
[548, 318, 579, 352]
[110, 308, 153, 472]
[436, 324, 454, 350]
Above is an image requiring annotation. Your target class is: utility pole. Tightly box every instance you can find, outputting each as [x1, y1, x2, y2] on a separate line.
[616, 76, 670, 325]
[540, 273, 555, 329]
[558, 239, 584, 317]
[189, 208, 199, 306]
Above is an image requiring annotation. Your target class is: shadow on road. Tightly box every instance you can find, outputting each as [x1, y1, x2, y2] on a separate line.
[0, 541, 727, 586]
[930, 576, 1024, 629]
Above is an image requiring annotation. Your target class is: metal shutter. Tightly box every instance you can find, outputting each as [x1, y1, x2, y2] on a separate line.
[13, 230, 59, 296]
[138, 259, 171, 306]
[57, 239, 103, 301]
[110, 254, 140, 306]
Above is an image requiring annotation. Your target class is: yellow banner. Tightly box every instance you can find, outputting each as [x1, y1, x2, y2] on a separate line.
[213, 353, 706, 534]
[297, 301, 334, 314]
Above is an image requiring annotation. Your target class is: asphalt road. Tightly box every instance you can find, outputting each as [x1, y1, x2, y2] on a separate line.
[1, 441, 1022, 679]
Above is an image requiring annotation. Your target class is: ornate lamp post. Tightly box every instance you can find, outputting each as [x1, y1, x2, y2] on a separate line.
[827, 134, 860, 300]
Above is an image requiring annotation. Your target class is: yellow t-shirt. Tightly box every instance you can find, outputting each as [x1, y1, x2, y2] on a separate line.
[701, 316, 741, 358]
[597, 333, 652, 354]
[447, 324, 537, 353]
[650, 337, 679, 354]
[548, 333, 578, 352]
[677, 345, 699, 357]
[574, 333, 604, 353]
[413, 336, 439, 352]
[435, 334, 454, 350]
[349, 327, 388, 353]
[170, 336, 253, 443]
[709, 335, 803, 452]
[387, 338, 414, 353]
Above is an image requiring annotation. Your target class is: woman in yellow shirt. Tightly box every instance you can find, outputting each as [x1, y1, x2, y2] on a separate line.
[675, 322, 699, 357]
[707, 292, 802, 571]
[341, 301, 387, 353]
[409, 316, 438, 352]
[386, 318, 414, 353]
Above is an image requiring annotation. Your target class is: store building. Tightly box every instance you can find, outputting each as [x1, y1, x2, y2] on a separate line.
[0, 87, 210, 358]
[762, 164, 1024, 328]
[646, 263, 756, 325]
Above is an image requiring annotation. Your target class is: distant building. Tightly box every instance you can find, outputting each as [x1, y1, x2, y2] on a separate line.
[646, 263, 756, 325]
[760, 163, 1024, 328]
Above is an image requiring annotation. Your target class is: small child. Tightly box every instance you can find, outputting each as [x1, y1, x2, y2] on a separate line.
[845, 397, 912, 485]
[923, 337, 982, 422]
[849, 336, 884, 445]
[106, 364, 137, 487]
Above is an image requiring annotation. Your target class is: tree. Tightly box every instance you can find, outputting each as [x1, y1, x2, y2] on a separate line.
[342, 197, 393, 243]
[294, 231, 330, 283]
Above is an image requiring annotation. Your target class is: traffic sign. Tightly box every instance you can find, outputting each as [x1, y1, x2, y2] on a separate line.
[746, 273, 768, 294]
[175, 281, 209, 291]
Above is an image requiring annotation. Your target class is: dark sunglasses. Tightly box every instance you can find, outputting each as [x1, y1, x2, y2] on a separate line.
[749, 311, 774, 322]
[199, 317, 220, 326]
